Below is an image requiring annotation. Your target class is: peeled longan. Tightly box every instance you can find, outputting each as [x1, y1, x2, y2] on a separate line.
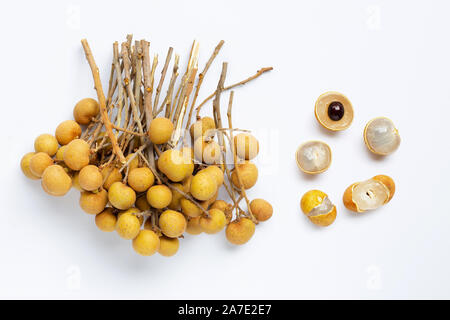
[231, 161, 258, 190]
[101, 165, 122, 190]
[132, 230, 160, 256]
[79, 189, 108, 215]
[34, 134, 58, 156]
[301, 190, 337, 227]
[157, 149, 194, 182]
[190, 172, 218, 201]
[180, 198, 202, 218]
[210, 200, 233, 223]
[200, 208, 226, 234]
[200, 166, 224, 186]
[194, 137, 221, 164]
[55, 120, 82, 145]
[136, 196, 151, 211]
[249, 199, 273, 222]
[95, 208, 117, 232]
[190, 117, 216, 140]
[64, 139, 90, 171]
[168, 183, 184, 210]
[159, 210, 186, 238]
[78, 165, 102, 191]
[128, 167, 154, 192]
[146, 185, 172, 209]
[29, 152, 54, 178]
[186, 216, 203, 235]
[226, 218, 256, 245]
[108, 182, 136, 210]
[20, 152, 40, 180]
[116, 212, 141, 240]
[73, 98, 99, 125]
[234, 133, 259, 160]
[148, 117, 174, 144]
[41, 165, 72, 196]
[158, 236, 179, 257]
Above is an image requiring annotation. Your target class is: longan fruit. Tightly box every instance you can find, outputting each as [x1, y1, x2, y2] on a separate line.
[148, 117, 174, 144]
[193, 137, 221, 164]
[231, 161, 258, 189]
[41, 165, 72, 196]
[158, 236, 179, 257]
[34, 134, 58, 156]
[128, 167, 155, 192]
[100, 165, 122, 190]
[159, 210, 186, 238]
[143, 216, 153, 231]
[190, 172, 218, 201]
[118, 207, 144, 226]
[108, 182, 136, 210]
[116, 212, 141, 240]
[95, 208, 117, 232]
[146, 185, 172, 209]
[78, 165, 102, 191]
[168, 183, 184, 210]
[180, 198, 202, 218]
[210, 200, 233, 223]
[125, 153, 139, 172]
[234, 133, 259, 160]
[225, 218, 256, 245]
[157, 149, 194, 182]
[249, 199, 273, 222]
[29, 152, 54, 178]
[186, 216, 203, 235]
[71, 172, 82, 191]
[64, 139, 90, 171]
[201, 166, 224, 186]
[20, 152, 40, 180]
[73, 98, 99, 125]
[136, 196, 151, 211]
[190, 117, 216, 140]
[55, 120, 82, 145]
[55, 146, 67, 161]
[132, 230, 160, 256]
[199, 208, 226, 234]
[79, 189, 108, 215]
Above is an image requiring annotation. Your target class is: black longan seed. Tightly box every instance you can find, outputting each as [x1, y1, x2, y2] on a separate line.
[327, 101, 345, 121]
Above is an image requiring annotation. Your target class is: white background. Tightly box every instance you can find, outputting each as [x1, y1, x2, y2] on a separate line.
[1, 0, 449, 299]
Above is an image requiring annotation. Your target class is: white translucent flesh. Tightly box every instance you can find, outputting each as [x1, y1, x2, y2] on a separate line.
[366, 118, 400, 155]
[297, 141, 331, 173]
[308, 197, 334, 217]
[352, 179, 388, 211]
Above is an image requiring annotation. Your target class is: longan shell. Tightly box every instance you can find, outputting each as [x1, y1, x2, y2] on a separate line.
[249, 199, 273, 222]
[79, 189, 108, 215]
[342, 183, 359, 212]
[148, 117, 174, 144]
[225, 218, 256, 245]
[231, 161, 258, 190]
[308, 206, 337, 227]
[146, 185, 172, 209]
[108, 182, 136, 210]
[132, 230, 160, 256]
[234, 133, 259, 160]
[190, 172, 218, 201]
[372, 175, 395, 202]
[20, 152, 40, 180]
[158, 236, 179, 257]
[41, 165, 72, 196]
[199, 208, 226, 234]
[34, 134, 58, 156]
[64, 139, 90, 171]
[116, 213, 141, 240]
[128, 167, 155, 192]
[78, 165, 102, 191]
[29, 152, 54, 178]
[300, 190, 328, 214]
[55, 120, 82, 145]
[95, 208, 117, 232]
[73, 98, 99, 125]
[159, 210, 186, 238]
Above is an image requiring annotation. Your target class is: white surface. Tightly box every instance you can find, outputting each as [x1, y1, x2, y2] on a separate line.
[1, 0, 449, 299]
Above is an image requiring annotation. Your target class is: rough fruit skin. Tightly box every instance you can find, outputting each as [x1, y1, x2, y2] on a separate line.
[186, 216, 203, 235]
[64, 139, 90, 171]
[20, 152, 40, 180]
[79, 189, 108, 215]
[210, 200, 233, 223]
[78, 165, 103, 191]
[159, 210, 186, 238]
[116, 213, 141, 240]
[226, 218, 256, 245]
[55, 146, 67, 161]
[132, 230, 160, 256]
[125, 153, 139, 172]
[29, 152, 54, 177]
[342, 183, 359, 212]
[168, 183, 184, 210]
[101, 165, 122, 190]
[34, 134, 58, 156]
[136, 196, 151, 211]
[201, 166, 224, 186]
[95, 208, 117, 232]
[199, 209, 226, 234]
[231, 161, 258, 190]
[249, 199, 273, 222]
[180, 198, 202, 218]
[146, 185, 172, 209]
[73, 98, 99, 125]
[118, 208, 144, 226]
[234, 133, 259, 160]
[190, 117, 216, 140]
[108, 182, 136, 210]
[300, 190, 328, 214]
[157, 149, 194, 182]
[190, 172, 218, 201]
[128, 167, 155, 192]
[148, 117, 174, 144]
[158, 236, 179, 257]
[55, 120, 82, 145]
[41, 165, 72, 196]
[71, 172, 82, 191]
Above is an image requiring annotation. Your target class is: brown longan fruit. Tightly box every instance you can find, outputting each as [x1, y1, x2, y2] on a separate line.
[146, 185, 172, 209]
[34, 134, 58, 156]
[201, 166, 224, 186]
[108, 182, 136, 210]
[199, 208, 226, 234]
[249, 199, 273, 222]
[95, 208, 117, 232]
[71, 172, 82, 191]
[20, 152, 40, 180]
[125, 153, 139, 172]
[55, 120, 82, 145]
[136, 196, 151, 211]
[190, 117, 216, 140]
[231, 161, 258, 189]
[225, 218, 256, 245]
[41, 165, 72, 196]
[64, 139, 90, 171]
[128, 167, 155, 192]
[180, 198, 202, 218]
[118, 208, 144, 226]
[186, 216, 203, 235]
[157, 149, 194, 182]
[116, 212, 141, 240]
[73, 98, 99, 125]
[78, 165, 102, 191]
[210, 200, 233, 223]
[132, 230, 160, 256]
[148, 117, 174, 144]
[190, 172, 218, 201]
[100, 165, 122, 190]
[159, 210, 186, 238]
[168, 183, 184, 210]
[158, 236, 179, 257]
[234, 133, 259, 160]
[193, 137, 221, 164]
[55, 146, 67, 161]
[79, 189, 108, 215]
[29, 152, 54, 178]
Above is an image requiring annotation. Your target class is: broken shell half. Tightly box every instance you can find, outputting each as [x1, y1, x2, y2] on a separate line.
[300, 190, 337, 227]
[343, 175, 395, 213]
[315, 91, 354, 131]
[296, 140, 332, 174]
[364, 117, 400, 156]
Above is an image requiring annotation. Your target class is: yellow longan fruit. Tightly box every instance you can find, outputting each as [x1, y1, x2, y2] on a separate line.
[128, 167, 155, 192]
[201, 166, 224, 186]
[226, 218, 256, 245]
[168, 183, 184, 210]
[190, 117, 216, 140]
[95, 208, 117, 232]
[158, 236, 179, 257]
[79, 189, 108, 215]
[159, 210, 186, 238]
[78, 165, 102, 191]
[34, 134, 58, 156]
[194, 137, 222, 164]
[231, 161, 258, 189]
[132, 230, 160, 256]
[116, 212, 141, 240]
[249, 199, 273, 222]
[146, 185, 172, 209]
[148, 117, 174, 144]
[64, 139, 90, 171]
[73, 98, 99, 125]
[20, 152, 40, 180]
[234, 133, 259, 160]
[100, 165, 122, 190]
[210, 200, 233, 223]
[55, 120, 82, 145]
[136, 196, 151, 211]
[190, 172, 218, 201]
[41, 165, 72, 196]
[71, 172, 82, 191]
[29, 152, 54, 178]
[182, 174, 193, 193]
[199, 208, 226, 234]
[157, 149, 194, 182]
[125, 153, 139, 172]
[108, 182, 136, 210]
[301, 190, 337, 227]
[180, 198, 202, 218]
[118, 207, 144, 226]
[55, 146, 67, 161]
[186, 216, 203, 235]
